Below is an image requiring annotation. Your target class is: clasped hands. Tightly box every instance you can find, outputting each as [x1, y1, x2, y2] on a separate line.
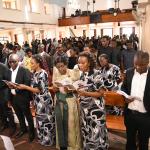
[52, 86, 75, 94]
[52, 86, 88, 96]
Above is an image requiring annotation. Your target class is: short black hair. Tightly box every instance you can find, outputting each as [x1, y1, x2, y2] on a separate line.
[97, 54, 110, 66]
[32, 54, 43, 68]
[54, 56, 68, 66]
[102, 35, 110, 41]
[98, 54, 110, 62]
[72, 47, 79, 54]
[135, 50, 149, 63]
[25, 48, 32, 53]
[79, 52, 96, 71]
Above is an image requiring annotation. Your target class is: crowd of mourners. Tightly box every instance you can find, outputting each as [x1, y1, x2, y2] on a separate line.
[0, 33, 150, 150]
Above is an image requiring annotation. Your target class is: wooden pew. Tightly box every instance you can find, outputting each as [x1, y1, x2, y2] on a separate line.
[48, 87, 126, 131]
[103, 91, 126, 131]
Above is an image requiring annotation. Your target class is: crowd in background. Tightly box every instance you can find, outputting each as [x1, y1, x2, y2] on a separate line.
[0, 33, 139, 71]
[1, 33, 150, 150]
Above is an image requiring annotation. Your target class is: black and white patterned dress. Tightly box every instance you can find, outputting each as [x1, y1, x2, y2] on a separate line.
[31, 69, 55, 146]
[79, 70, 109, 150]
[98, 64, 121, 90]
[98, 64, 122, 115]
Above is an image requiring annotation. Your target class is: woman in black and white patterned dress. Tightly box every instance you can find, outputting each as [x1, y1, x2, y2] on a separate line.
[16, 54, 55, 146]
[77, 52, 109, 150]
[98, 54, 122, 115]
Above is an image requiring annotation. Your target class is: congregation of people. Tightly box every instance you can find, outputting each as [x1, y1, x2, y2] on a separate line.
[0, 33, 150, 150]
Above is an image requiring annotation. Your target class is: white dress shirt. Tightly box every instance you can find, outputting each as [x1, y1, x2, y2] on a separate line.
[10, 65, 19, 95]
[128, 70, 148, 113]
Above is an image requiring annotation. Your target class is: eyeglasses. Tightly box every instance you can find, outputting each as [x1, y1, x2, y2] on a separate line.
[9, 61, 17, 64]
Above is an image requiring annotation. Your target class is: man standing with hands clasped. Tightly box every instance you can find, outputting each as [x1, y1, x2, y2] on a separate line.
[121, 51, 150, 150]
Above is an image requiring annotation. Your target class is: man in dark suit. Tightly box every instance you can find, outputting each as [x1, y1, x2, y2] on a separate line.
[8, 54, 34, 142]
[0, 63, 16, 135]
[97, 36, 113, 63]
[121, 51, 150, 150]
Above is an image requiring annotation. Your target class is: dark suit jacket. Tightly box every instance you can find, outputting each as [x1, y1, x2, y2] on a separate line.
[9, 66, 32, 101]
[121, 67, 150, 114]
[97, 45, 113, 63]
[0, 63, 11, 102]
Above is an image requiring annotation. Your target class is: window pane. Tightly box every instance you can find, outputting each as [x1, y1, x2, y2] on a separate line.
[2, 0, 20, 9]
[0, 36, 9, 43]
[103, 28, 113, 38]
[11, 1, 16, 9]
[44, 3, 51, 14]
[89, 29, 94, 38]
[29, 0, 40, 13]
[122, 27, 133, 38]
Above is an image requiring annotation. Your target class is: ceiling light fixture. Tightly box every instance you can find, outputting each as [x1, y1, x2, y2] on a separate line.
[108, 0, 120, 17]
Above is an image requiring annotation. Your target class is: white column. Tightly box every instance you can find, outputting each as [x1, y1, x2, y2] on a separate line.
[40, 30, 44, 39]
[22, 28, 28, 42]
[113, 22, 120, 36]
[141, 4, 150, 54]
[9, 31, 14, 43]
[86, 24, 90, 37]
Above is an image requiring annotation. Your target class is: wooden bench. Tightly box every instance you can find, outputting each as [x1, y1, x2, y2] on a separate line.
[48, 87, 126, 131]
[104, 91, 126, 131]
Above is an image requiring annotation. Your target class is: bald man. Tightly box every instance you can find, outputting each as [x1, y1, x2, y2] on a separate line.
[8, 54, 34, 142]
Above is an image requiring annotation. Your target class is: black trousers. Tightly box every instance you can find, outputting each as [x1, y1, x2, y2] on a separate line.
[60, 147, 67, 150]
[124, 109, 150, 150]
[0, 100, 15, 128]
[12, 95, 34, 133]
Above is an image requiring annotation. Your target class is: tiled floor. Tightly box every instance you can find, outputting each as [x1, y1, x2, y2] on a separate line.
[1, 129, 126, 150]
[1, 129, 56, 150]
